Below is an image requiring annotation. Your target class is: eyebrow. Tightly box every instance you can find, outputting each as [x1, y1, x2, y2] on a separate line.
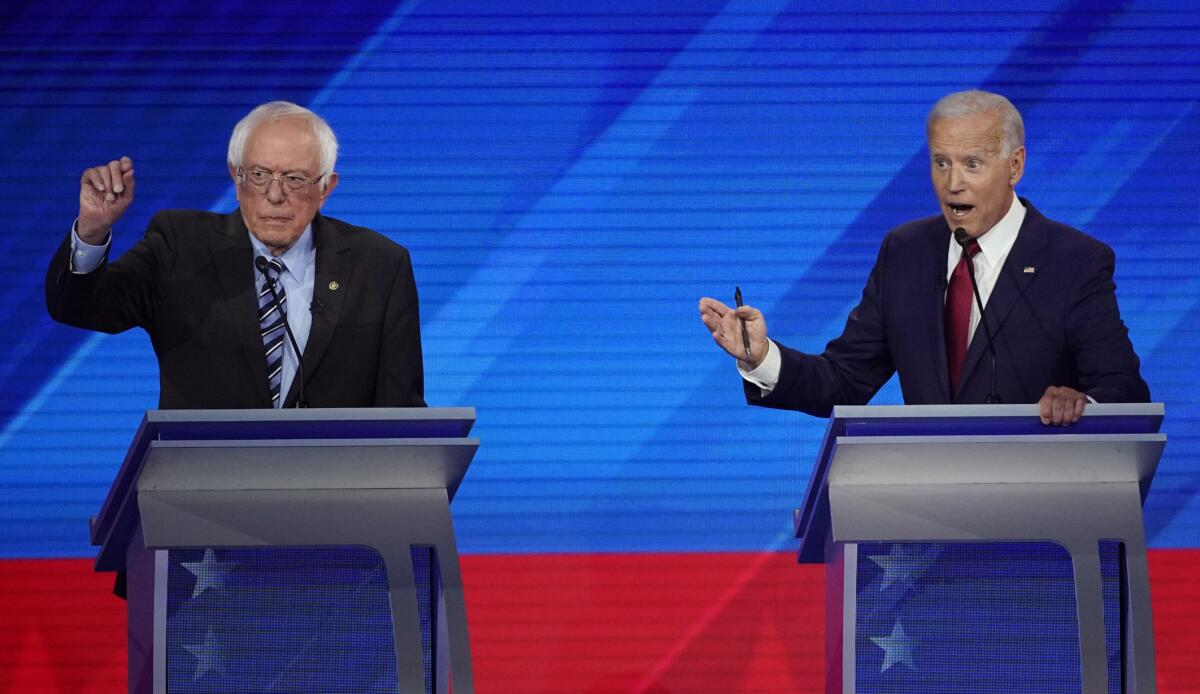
[929, 148, 993, 158]
[247, 166, 317, 176]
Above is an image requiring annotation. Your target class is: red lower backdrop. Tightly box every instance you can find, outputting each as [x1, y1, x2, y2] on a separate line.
[1, 550, 1197, 693]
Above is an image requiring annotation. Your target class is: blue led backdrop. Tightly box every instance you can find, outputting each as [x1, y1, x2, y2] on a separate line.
[1, 0, 1197, 565]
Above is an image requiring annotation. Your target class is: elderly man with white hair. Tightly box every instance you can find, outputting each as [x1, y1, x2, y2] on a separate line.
[700, 89, 1148, 424]
[47, 101, 424, 410]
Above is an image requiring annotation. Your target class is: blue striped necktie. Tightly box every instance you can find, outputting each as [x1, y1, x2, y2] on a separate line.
[257, 257, 288, 406]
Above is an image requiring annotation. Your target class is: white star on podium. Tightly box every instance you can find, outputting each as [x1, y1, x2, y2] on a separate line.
[870, 620, 916, 672]
[185, 628, 226, 680]
[181, 549, 237, 598]
[868, 545, 921, 590]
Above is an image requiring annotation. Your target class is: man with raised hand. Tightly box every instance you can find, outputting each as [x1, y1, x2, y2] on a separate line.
[47, 101, 424, 410]
[700, 90, 1148, 425]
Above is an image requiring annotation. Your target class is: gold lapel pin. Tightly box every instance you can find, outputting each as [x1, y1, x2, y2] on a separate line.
[328, 281, 340, 291]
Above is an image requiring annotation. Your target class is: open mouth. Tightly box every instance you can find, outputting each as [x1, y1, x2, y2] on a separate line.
[948, 203, 975, 218]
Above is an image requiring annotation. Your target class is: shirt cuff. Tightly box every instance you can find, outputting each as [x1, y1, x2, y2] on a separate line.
[738, 339, 781, 395]
[70, 219, 110, 274]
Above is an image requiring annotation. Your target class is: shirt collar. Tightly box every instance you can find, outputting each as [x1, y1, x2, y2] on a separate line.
[973, 194, 1025, 265]
[248, 223, 315, 280]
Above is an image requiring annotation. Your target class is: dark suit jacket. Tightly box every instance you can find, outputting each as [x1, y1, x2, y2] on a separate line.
[47, 209, 425, 409]
[748, 199, 1149, 416]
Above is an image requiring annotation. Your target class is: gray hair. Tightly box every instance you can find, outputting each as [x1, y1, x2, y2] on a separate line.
[926, 90, 1025, 156]
[227, 101, 338, 187]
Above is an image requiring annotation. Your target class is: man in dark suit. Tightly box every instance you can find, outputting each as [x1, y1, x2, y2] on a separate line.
[46, 101, 424, 409]
[699, 90, 1148, 425]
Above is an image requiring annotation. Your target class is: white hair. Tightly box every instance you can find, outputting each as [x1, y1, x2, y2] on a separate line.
[927, 90, 1025, 156]
[227, 101, 338, 187]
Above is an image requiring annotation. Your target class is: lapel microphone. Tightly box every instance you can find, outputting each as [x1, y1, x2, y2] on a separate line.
[954, 228, 1001, 404]
[255, 256, 308, 408]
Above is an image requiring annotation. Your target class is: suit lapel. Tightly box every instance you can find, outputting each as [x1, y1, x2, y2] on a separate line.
[954, 200, 1048, 399]
[282, 214, 351, 406]
[211, 211, 273, 406]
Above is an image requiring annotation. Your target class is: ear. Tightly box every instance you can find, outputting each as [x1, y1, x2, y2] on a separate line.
[229, 165, 242, 202]
[1008, 146, 1026, 187]
[317, 172, 339, 207]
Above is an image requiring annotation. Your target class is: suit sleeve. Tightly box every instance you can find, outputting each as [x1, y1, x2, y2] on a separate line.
[374, 248, 426, 407]
[746, 234, 897, 417]
[1066, 243, 1150, 403]
[45, 213, 172, 334]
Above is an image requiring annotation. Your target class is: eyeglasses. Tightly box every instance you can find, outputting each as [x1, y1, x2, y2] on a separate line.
[237, 167, 324, 194]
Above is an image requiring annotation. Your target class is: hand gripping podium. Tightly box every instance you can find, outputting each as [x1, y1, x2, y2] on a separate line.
[795, 404, 1165, 694]
[89, 408, 480, 694]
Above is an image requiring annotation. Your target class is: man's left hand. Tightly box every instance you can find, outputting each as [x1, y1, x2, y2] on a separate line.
[1038, 385, 1087, 426]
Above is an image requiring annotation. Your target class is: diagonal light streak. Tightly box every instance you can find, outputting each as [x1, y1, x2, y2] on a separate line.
[631, 532, 793, 693]
[417, 0, 796, 406]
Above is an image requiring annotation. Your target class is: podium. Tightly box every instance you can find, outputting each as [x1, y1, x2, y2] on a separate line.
[90, 408, 480, 694]
[795, 404, 1165, 694]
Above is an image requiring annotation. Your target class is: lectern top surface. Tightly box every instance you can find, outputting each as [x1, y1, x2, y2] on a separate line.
[145, 407, 476, 439]
[830, 403, 1162, 438]
[91, 408, 478, 570]
[795, 403, 1166, 564]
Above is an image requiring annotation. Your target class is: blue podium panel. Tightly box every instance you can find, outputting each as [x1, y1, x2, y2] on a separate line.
[1098, 540, 1123, 694]
[165, 546, 419, 693]
[854, 542, 1123, 694]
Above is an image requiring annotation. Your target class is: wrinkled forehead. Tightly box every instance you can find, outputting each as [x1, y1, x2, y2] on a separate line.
[927, 112, 1006, 156]
[243, 117, 322, 171]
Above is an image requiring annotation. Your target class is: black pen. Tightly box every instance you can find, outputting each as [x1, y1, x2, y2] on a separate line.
[734, 286, 751, 360]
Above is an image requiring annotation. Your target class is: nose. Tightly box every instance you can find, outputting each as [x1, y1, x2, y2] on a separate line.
[265, 177, 287, 203]
[945, 164, 966, 193]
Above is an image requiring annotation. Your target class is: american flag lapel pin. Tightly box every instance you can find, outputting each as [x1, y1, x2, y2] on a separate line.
[1023, 266, 1036, 274]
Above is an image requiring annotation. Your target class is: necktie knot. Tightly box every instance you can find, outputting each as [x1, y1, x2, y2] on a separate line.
[964, 240, 981, 260]
[266, 257, 286, 279]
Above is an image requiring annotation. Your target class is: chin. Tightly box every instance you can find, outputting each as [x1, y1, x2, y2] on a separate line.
[251, 229, 291, 249]
[269, 232, 300, 247]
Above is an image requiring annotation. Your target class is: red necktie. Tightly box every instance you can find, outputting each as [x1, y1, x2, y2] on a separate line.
[945, 240, 981, 391]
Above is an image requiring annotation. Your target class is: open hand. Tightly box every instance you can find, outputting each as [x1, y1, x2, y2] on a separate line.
[699, 297, 769, 369]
